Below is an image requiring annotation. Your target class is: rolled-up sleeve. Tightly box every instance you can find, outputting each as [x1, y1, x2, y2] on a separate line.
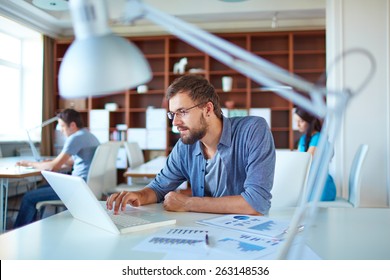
[147, 144, 188, 202]
[219, 117, 275, 215]
[240, 118, 275, 214]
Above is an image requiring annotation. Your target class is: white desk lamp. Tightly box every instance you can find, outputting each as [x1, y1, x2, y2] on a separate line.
[59, 0, 373, 259]
[26, 116, 59, 162]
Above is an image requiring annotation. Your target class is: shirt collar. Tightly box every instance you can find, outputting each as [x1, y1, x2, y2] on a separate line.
[193, 115, 231, 156]
[218, 115, 231, 147]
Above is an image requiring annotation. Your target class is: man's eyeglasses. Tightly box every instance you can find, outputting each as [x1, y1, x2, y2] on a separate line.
[167, 102, 205, 120]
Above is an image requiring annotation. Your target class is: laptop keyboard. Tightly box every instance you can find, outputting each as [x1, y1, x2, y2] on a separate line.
[108, 212, 151, 227]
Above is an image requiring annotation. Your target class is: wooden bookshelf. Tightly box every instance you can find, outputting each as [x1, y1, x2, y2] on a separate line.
[53, 30, 326, 154]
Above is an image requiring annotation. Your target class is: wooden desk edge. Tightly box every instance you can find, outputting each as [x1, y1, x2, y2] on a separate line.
[0, 171, 41, 178]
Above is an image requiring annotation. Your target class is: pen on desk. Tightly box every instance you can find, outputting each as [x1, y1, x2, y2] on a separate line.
[205, 233, 210, 246]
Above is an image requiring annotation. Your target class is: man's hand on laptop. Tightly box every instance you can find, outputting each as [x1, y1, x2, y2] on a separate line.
[16, 160, 33, 167]
[106, 191, 142, 214]
[106, 188, 158, 214]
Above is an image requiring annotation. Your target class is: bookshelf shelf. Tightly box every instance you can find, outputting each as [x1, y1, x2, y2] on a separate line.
[53, 30, 325, 152]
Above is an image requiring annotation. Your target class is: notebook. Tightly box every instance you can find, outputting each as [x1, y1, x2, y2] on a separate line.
[41, 170, 176, 234]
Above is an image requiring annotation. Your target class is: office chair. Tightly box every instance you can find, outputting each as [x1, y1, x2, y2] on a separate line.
[317, 144, 369, 208]
[125, 141, 145, 168]
[87, 141, 122, 199]
[109, 141, 149, 193]
[36, 141, 122, 219]
[270, 150, 312, 209]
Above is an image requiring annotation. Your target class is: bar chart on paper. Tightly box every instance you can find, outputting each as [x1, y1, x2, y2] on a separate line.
[197, 215, 290, 238]
[218, 234, 280, 253]
[133, 227, 210, 255]
[148, 228, 208, 247]
[212, 232, 283, 259]
[149, 237, 203, 246]
[219, 238, 266, 252]
[249, 220, 278, 231]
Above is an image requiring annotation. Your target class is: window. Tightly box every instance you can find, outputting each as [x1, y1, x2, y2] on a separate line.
[0, 16, 43, 142]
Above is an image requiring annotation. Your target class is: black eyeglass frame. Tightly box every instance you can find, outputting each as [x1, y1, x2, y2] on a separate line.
[167, 102, 206, 120]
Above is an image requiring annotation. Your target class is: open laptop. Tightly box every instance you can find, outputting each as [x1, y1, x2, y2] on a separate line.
[41, 170, 176, 234]
[26, 130, 42, 161]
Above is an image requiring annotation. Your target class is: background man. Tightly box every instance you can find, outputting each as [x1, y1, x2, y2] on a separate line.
[14, 108, 100, 228]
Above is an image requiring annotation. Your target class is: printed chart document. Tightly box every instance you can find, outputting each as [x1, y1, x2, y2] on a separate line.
[197, 215, 290, 238]
[133, 227, 223, 259]
[133, 227, 286, 260]
[210, 230, 283, 259]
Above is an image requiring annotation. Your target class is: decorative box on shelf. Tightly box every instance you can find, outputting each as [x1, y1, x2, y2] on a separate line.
[59, 98, 87, 110]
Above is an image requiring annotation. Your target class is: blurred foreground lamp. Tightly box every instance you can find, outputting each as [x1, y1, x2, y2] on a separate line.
[59, 0, 151, 98]
[60, 0, 360, 259]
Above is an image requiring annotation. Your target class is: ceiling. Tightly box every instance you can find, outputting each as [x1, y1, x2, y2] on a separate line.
[0, 0, 326, 38]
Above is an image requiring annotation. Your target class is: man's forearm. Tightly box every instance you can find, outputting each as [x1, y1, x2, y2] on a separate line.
[186, 195, 261, 215]
[137, 187, 158, 205]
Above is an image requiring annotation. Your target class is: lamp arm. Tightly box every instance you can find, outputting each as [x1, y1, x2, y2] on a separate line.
[40, 116, 60, 128]
[122, 0, 354, 260]
[27, 116, 59, 131]
[122, 0, 352, 259]
[61, 1, 374, 259]
[126, 0, 333, 118]
[276, 116, 337, 259]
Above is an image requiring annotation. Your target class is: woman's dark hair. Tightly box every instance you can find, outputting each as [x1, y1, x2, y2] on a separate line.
[166, 75, 223, 119]
[295, 107, 322, 152]
[57, 108, 84, 128]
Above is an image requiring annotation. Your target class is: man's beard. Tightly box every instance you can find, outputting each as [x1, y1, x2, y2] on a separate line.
[180, 115, 207, 145]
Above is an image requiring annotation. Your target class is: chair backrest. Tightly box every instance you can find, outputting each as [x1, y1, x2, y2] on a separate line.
[87, 141, 121, 199]
[124, 142, 145, 168]
[348, 144, 368, 207]
[271, 150, 312, 208]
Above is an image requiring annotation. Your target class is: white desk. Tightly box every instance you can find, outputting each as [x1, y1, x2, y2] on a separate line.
[124, 156, 167, 178]
[0, 206, 389, 260]
[0, 157, 42, 233]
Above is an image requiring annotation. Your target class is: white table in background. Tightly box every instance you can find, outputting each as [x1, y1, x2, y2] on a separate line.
[0, 156, 41, 233]
[124, 156, 167, 179]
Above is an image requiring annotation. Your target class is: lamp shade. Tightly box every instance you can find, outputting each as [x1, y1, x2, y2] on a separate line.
[59, 33, 152, 98]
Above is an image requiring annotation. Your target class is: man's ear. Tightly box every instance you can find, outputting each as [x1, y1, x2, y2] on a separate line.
[206, 101, 214, 116]
[69, 121, 77, 130]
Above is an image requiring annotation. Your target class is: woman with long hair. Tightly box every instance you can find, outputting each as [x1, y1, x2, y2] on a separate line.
[294, 107, 336, 201]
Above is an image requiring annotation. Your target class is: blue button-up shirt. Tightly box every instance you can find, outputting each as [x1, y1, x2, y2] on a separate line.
[148, 115, 275, 214]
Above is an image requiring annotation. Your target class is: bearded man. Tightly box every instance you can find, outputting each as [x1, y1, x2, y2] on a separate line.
[107, 75, 275, 216]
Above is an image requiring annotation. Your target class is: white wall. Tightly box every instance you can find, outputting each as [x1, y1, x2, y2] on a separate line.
[327, 0, 390, 207]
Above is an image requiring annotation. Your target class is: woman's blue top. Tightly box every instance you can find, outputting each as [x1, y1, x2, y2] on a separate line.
[298, 132, 336, 201]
